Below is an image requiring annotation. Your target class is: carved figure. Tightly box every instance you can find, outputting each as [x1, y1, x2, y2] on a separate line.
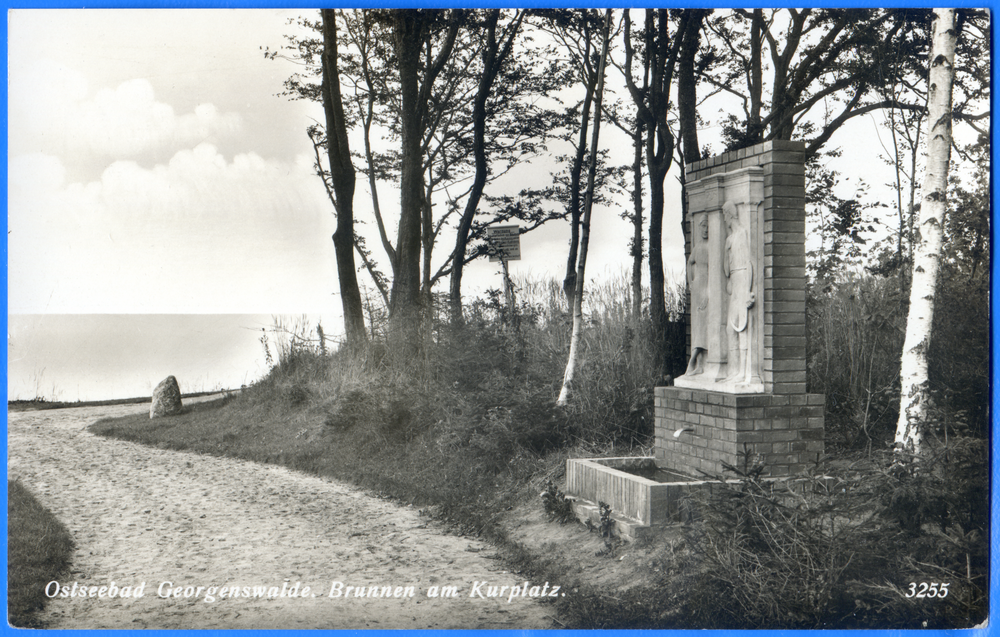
[723, 201, 755, 383]
[685, 214, 709, 375]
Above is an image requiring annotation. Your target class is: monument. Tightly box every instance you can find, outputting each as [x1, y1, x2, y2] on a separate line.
[566, 141, 825, 535]
[659, 140, 824, 478]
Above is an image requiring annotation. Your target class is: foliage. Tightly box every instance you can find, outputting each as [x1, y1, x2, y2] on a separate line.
[807, 231, 988, 450]
[275, 9, 573, 326]
[807, 273, 905, 449]
[8, 480, 75, 628]
[680, 441, 988, 628]
[805, 151, 880, 286]
[709, 9, 930, 159]
[540, 480, 576, 523]
[596, 501, 616, 538]
[925, 263, 989, 438]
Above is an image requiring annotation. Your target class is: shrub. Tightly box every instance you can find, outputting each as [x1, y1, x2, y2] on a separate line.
[808, 268, 989, 450]
[926, 265, 990, 438]
[541, 480, 575, 523]
[680, 440, 988, 629]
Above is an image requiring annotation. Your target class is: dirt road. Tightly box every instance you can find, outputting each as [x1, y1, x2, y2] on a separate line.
[7, 399, 558, 629]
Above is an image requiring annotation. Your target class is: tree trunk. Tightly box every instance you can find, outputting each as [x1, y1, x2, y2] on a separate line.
[894, 8, 958, 454]
[558, 9, 612, 407]
[622, 9, 680, 379]
[674, 9, 706, 375]
[320, 10, 367, 350]
[563, 31, 596, 310]
[630, 120, 644, 321]
[389, 11, 425, 350]
[449, 10, 523, 323]
[676, 9, 705, 167]
[388, 10, 459, 353]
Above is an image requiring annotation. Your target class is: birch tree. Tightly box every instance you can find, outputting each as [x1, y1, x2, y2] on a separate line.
[558, 9, 612, 406]
[894, 8, 959, 453]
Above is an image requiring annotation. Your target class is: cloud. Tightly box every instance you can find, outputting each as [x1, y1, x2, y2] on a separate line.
[9, 146, 338, 314]
[9, 59, 243, 161]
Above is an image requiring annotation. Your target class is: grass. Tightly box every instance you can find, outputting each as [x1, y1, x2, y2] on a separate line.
[8, 480, 76, 628]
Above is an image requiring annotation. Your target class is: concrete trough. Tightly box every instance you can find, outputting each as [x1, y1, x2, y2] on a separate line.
[566, 456, 837, 539]
[565, 457, 712, 530]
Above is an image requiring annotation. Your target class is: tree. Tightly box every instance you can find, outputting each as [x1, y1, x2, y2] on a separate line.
[805, 155, 877, 287]
[447, 9, 525, 323]
[675, 9, 709, 167]
[537, 10, 606, 310]
[705, 9, 925, 160]
[558, 9, 613, 406]
[870, 9, 989, 285]
[388, 10, 462, 349]
[894, 9, 959, 454]
[621, 9, 685, 375]
[279, 11, 568, 339]
[318, 10, 367, 350]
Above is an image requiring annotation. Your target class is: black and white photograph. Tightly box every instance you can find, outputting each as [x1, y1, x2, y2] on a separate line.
[6, 7, 992, 631]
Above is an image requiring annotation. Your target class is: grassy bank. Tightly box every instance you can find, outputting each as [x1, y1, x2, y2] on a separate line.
[87, 276, 988, 628]
[8, 480, 76, 628]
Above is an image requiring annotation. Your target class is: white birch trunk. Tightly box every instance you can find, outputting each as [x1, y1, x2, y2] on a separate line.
[557, 10, 612, 407]
[894, 9, 958, 453]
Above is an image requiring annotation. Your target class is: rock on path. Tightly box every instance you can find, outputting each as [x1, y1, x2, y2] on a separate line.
[8, 399, 557, 629]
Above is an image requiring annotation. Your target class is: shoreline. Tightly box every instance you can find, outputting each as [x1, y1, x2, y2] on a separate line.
[8, 390, 234, 413]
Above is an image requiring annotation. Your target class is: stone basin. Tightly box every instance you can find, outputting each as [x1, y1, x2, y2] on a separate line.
[565, 457, 717, 530]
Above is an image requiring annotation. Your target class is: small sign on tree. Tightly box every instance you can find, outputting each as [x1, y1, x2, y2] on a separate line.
[486, 225, 521, 262]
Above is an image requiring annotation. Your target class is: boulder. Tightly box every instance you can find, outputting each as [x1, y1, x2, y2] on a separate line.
[150, 376, 183, 418]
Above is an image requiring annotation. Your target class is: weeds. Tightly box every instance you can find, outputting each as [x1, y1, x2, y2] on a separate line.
[807, 269, 989, 449]
[591, 501, 625, 558]
[540, 480, 575, 523]
[680, 441, 988, 629]
[597, 501, 616, 538]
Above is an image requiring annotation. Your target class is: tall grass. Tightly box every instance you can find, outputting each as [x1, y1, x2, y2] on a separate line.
[807, 273, 905, 449]
[807, 268, 989, 450]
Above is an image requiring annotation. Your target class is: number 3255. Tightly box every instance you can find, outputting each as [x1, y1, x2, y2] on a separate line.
[906, 582, 949, 598]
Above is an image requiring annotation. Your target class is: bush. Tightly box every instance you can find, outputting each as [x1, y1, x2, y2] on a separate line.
[807, 273, 905, 449]
[927, 265, 990, 437]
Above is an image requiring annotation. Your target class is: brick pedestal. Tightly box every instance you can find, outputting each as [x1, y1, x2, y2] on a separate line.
[654, 387, 824, 477]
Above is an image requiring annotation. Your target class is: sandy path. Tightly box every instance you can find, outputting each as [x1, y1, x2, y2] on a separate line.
[7, 399, 558, 629]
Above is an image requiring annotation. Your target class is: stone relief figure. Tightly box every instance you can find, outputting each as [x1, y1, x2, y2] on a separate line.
[723, 201, 755, 384]
[685, 213, 709, 375]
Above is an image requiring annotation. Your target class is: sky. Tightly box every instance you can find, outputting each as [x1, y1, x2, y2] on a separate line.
[5, 9, 685, 400]
[5, 9, 969, 401]
[7, 10, 344, 399]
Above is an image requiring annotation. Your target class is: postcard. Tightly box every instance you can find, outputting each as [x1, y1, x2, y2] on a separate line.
[7, 7, 991, 633]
